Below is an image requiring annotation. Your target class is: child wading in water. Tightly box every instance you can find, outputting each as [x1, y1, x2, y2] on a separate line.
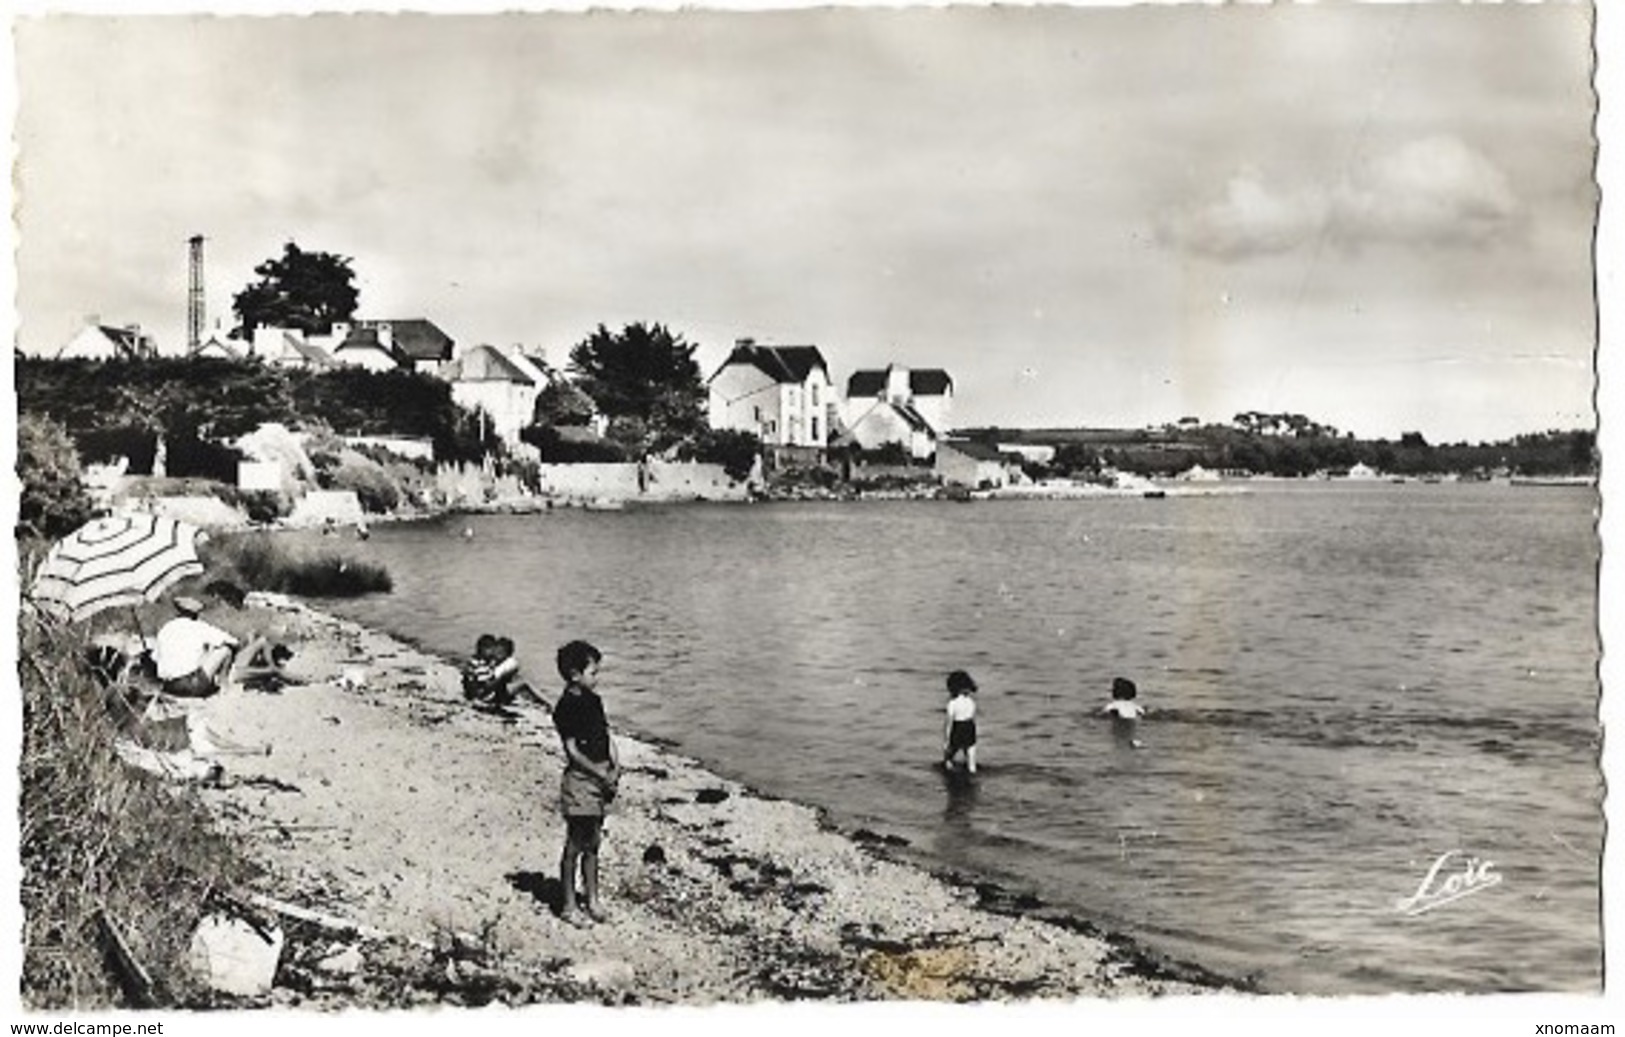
[551, 640, 620, 927]
[942, 669, 979, 774]
[1102, 676, 1148, 748]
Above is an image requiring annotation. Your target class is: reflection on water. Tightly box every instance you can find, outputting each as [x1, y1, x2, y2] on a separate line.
[941, 767, 981, 825]
[325, 482, 1602, 994]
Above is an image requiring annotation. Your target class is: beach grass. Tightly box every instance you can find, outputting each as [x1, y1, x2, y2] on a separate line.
[204, 531, 393, 597]
[18, 612, 256, 1008]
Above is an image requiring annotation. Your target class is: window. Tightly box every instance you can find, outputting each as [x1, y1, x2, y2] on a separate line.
[754, 406, 762, 421]
[811, 383, 820, 407]
[811, 417, 820, 441]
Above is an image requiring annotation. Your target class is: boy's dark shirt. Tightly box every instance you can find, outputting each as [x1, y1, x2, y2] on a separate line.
[552, 685, 611, 764]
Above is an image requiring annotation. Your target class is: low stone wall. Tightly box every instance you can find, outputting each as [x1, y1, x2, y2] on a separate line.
[533, 461, 748, 502]
[286, 490, 365, 527]
[145, 495, 250, 530]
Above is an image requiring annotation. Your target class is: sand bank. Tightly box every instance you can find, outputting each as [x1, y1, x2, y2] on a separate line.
[189, 594, 1235, 1007]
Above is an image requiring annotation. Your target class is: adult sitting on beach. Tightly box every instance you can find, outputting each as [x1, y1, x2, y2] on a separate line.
[152, 595, 240, 698]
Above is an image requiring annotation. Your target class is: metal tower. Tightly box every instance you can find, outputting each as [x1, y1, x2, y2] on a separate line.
[187, 234, 206, 353]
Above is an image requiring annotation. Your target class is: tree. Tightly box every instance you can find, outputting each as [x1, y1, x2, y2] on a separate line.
[532, 378, 597, 428]
[568, 322, 707, 457]
[232, 242, 360, 339]
[18, 414, 95, 540]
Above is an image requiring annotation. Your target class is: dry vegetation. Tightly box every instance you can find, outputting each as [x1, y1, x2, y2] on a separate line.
[18, 613, 257, 1008]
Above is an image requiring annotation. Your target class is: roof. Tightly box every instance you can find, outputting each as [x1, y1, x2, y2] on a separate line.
[100, 325, 146, 352]
[190, 335, 243, 360]
[334, 326, 396, 357]
[846, 367, 954, 398]
[846, 370, 888, 397]
[357, 318, 454, 361]
[505, 351, 554, 385]
[287, 338, 335, 367]
[448, 344, 535, 384]
[712, 343, 829, 385]
[892, 402, 935, 435]
[941, 439, 1011, 463]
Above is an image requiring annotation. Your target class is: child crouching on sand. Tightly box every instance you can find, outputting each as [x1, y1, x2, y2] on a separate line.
[552, 639, 620, 927]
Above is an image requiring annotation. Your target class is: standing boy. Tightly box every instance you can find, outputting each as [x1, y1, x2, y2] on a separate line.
[551, 639, 620, 926]
[942, 669, 979, 774]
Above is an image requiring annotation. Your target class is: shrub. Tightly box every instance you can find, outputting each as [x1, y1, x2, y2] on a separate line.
[163, 433, 243, 483]
[329, 461, 402, 514]
[218, 487, 292, 525]
[74, 425, 158, 474]
[18, 413, 96, 540]
[682, 428, 762, 483]
[19, 614, 254, 1007]
[204, 532, 392, 597]
[520, 425, 627, 463]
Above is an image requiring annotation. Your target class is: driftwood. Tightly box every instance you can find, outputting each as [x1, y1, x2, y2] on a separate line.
[243, 892, 437, 949]
[96, 907, 158, 1007]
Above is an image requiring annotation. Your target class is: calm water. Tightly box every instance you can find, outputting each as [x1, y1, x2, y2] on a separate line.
[321, 482, 1601, 994]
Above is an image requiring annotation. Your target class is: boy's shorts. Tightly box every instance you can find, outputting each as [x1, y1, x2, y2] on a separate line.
[560, 767, 610, 817]
[564, 814, 604, 849]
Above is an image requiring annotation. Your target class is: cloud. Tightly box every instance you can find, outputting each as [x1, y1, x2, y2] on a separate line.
[1156, 172, 1326, 259]
[1160, 136, 1521, 260]
[1333, 135, 1520, 247]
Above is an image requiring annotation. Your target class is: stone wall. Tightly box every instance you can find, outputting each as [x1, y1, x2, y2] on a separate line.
[532, 461, 748, 502]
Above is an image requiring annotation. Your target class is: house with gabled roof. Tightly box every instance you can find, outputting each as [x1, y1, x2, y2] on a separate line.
[55, 319, 158, 361]
[325, 325, 399, 372]
[707, 338, 836, 451]
[247, 326, 335, 369]
[445, 343, 549, 446]
[314, 318, 456, 374]
[936, 438, 1022, 489]
[190, 330, 247, 361]
[841, 364, 955, 459]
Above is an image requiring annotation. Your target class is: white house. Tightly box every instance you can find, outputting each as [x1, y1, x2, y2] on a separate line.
[310, 318, 456, 374]
[841, 364, 955, 458]
[707, 339, 836, 449]
[190, 331, 247, 361]
[936, 439, 1021, 489]
[839, 400, 938, 460]
[328, 326, 402, 372]
[247, 326, 335, 369]
[446, 344, 546, 446]
[1346, 462, 1381, 481]
[55, 320, 157, 361]
[998, 443, 1056, 465]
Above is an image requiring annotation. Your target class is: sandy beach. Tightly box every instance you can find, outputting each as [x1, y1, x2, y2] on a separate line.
[182, 592, 1235, 1007]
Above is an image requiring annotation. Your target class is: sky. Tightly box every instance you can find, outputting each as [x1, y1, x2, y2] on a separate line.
[12, 2, 1601, 443]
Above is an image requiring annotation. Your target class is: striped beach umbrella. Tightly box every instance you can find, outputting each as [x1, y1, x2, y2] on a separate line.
[29, 513, 207, 624]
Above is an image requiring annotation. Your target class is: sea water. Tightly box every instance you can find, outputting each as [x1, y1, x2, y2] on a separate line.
[323, 481, 1601, 994]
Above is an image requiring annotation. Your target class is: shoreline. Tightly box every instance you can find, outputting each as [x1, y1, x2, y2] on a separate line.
[187, 592, 1244, 1005]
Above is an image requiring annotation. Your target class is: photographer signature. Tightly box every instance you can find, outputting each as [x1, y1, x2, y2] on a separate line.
[1396, 850, 1502, 916]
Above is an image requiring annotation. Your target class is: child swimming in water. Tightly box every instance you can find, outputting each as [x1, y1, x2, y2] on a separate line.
[1102, 676, 1147, 748]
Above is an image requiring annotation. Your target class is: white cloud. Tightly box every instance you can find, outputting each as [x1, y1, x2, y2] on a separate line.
[1160, 136, 1522, 260]
[1333, 135, 1521, 247]
[1156, 172, 1326, 259]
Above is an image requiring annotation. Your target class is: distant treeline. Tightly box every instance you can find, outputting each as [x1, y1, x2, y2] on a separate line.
[960, 422, 1597, 479]
[15, 358, 500, 473]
